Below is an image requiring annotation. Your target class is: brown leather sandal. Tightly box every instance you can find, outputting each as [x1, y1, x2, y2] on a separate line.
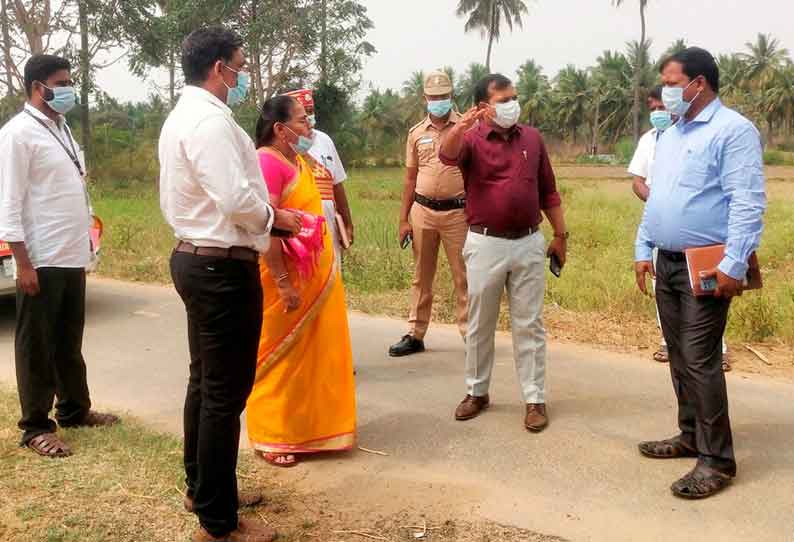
[671, 465, 733, 499]
[652, 347, 669, 363]
[27, 432, 72, 458]
[638, 437, 698, 459]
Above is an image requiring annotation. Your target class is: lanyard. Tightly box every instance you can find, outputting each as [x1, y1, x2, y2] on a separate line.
[24, 109, 85, 177]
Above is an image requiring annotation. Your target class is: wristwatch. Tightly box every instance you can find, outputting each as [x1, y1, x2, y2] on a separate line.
[554, 231, 570, 240]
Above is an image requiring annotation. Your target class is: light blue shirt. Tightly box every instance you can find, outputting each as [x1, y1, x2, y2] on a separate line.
[635, 98, 766, 280]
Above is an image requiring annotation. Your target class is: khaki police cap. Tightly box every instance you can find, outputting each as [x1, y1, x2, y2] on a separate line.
[423, 70, 453, 96]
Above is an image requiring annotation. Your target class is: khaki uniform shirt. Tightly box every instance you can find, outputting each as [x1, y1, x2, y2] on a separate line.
[405, 112, 465, 200]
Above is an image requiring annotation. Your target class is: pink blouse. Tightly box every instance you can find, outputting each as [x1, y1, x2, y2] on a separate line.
[258, 151, 297, 199]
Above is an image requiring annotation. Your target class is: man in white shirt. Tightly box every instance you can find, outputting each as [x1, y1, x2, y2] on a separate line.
[628, 86, 729, 370]
[0, 54, 119, 459]
[159, 27, 300, 542]
[284, 89, 354, 266]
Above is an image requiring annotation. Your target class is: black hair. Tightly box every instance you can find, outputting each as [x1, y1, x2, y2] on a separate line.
[256, 95, 297, 147]
[660, 47, 720, 93]
[181, 26, 243, 85]
[648, 85, 663, 101]
[24, 54, 70, 97]
[473, 74, 512, 105]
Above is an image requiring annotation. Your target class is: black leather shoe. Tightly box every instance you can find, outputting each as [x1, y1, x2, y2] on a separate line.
[389, 335, 425, 357]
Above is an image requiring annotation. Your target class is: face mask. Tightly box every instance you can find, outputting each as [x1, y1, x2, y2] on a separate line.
[662, 79, 700, 117]
[427, 98, 452, 117]
[283, 125, 314, 155]
[223, 65, 250, 107]
[649, 110, 673, 132]
[41, 84, 76, 115]
[494, 100, 521, 129]
[307, 114, 317, 128]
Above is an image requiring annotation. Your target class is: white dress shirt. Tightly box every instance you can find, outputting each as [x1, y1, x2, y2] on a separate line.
[158, 86, 274, 252]
[627, 128, 659, 187]
[0, 103, 91, 269]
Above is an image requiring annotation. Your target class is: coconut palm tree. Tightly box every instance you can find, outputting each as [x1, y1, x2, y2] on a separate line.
[741, 33, 789, 86]
[516, 59, 549, 126]
[401, 70, 426, 123]
[457, 62, 489, 108]
[456, 0, 529, 72]
[554, 65, 590, 145]
[612, 0, 648, 143]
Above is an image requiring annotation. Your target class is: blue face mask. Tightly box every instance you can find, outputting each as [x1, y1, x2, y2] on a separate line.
[42, 84, 77, 115]
[223, 65, 250, 107]
[284, 125, 314, 155]
[649, 110, 673, 132]
[662, 79, 699, 118]
[427, 98, 452, 117]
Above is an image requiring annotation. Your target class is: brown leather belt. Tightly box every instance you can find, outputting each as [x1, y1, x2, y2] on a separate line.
[175, 241, 258, 263]
[469, 224, 538, 240]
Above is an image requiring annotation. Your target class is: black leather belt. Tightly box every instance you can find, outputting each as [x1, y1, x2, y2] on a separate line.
[175, 241, 258, 263]
[415, 193, 466, 211]
[659, 249, 686, 262]
[469, 225, 538, 240]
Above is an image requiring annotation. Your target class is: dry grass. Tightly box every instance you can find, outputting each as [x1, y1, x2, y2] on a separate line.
[0, 386, 563, 542]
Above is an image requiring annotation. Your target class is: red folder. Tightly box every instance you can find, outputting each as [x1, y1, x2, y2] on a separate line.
[684, 245, 762, 297]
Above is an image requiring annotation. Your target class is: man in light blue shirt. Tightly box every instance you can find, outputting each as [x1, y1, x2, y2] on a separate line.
[634, 47, 766, 500]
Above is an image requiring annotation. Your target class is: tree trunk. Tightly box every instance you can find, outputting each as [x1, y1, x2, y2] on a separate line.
[1, 0, 14, 95]
[319, 0, 327, 85]
[485, 1, 497, 73]
[591, 92, 600, 155]
[168, 45, 175, 107]
[632, 2, 646, 143]
[249, 0, 264, 107]
[78, 0, 91, 159]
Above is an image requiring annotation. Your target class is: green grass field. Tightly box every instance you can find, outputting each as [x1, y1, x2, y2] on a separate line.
[90, 166, 794, 353]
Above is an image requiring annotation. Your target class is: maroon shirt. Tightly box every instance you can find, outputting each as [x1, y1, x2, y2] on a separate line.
[439, 122, 561, 232]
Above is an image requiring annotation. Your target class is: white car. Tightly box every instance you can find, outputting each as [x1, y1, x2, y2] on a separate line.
[0, 215, 103, 296]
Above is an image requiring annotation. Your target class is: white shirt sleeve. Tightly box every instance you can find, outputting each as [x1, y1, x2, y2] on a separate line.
[184, 114, 272, 235]
[328, 138, 347, 185]
[0, 129, 31, 242]
[627, 131, 652, 179]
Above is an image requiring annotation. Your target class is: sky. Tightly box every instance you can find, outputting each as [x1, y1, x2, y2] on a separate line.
[95, 0, 794, 103]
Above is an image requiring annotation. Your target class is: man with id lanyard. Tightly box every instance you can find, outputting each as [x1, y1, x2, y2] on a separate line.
[0, 54, 119, 459]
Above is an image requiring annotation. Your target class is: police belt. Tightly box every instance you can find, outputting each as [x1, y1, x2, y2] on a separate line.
[414, 193, 466, 211]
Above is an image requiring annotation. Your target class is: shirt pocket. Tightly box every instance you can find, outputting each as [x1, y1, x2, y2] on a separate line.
[416, 136, 437, 164]
[678, 144, 714, 190]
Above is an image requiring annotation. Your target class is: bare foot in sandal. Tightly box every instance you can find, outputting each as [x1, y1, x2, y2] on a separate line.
[652, 345, 669, 363]
[259, 451, 299, 468]
[26, 432, 72, 458]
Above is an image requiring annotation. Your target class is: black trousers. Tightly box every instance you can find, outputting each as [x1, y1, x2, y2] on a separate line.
[655, 251, 736, 472]
[15, 267, 91, 445]
[170, 251, 263, 538]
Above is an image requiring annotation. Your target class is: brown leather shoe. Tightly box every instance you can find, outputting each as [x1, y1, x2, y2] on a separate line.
[192, 518, 276, 541]
[455, 394, 490, 421]
[184, 491, 263, 513]
[525, 403, 548, 433]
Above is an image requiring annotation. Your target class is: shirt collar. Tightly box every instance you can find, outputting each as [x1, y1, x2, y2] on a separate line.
[24, 102, 65, 128]
[423, 109, 460, 130]
[181, 85, 232, 116]
[478, 120, 521, 140]
[682, 97, 722, 127]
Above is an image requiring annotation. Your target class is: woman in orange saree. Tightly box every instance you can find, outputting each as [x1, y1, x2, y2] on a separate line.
[246, 94, 356, 467]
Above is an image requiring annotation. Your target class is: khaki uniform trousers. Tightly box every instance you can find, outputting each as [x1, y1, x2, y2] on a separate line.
[408, 203, 468, 340]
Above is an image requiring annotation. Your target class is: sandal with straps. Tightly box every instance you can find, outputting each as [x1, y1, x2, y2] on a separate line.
[26, 432, 72, 458]
[671, 464, 733, 499]
[638, 436, 698, 459]
[258, 451, 299, 468]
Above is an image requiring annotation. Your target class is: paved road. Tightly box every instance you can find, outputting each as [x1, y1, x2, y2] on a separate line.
[1, 278, 793, 542]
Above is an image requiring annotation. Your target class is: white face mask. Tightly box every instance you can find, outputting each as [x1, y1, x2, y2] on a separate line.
[662, 79, 700, 118]
[494, 100, 521, 129]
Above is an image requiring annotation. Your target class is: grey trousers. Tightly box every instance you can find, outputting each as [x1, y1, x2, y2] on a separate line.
[655, 251, 735, 470]
[463, 230, 547, 403]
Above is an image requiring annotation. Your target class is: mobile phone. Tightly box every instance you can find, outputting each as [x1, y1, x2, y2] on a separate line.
[270, 227, 292, 238]
[400, 233, 412, 250]
[549, 253, 562, 278]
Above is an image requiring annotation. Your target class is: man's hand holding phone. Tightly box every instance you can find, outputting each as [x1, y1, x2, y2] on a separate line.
[399, 221, 413, 249]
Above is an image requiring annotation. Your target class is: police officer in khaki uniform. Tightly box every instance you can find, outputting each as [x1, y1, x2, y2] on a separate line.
[389, 70, 468, 356]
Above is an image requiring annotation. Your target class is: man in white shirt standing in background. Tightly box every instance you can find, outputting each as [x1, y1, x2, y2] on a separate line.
[0, 54, 119, 460]
[284, 88, 354, 266]
[159, 27, 300, 542]
[628, 85, 729, 371]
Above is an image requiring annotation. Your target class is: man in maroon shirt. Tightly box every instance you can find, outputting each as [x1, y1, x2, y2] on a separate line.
[440, 74, 568, 432]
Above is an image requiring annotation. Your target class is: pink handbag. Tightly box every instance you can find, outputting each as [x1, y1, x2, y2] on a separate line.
[281, 210, 326, 279]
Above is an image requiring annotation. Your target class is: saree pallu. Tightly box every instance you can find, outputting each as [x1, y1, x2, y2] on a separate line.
[247, 153, 356, 453]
